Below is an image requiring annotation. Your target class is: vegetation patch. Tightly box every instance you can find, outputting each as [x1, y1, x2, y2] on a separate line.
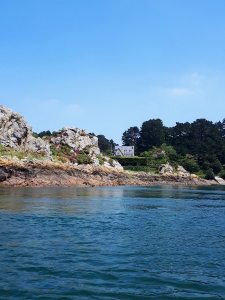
[0, 144, 47, 160]
[96, 155, 105, 165]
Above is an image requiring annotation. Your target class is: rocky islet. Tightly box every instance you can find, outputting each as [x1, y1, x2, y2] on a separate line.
[0, 104, 210, 187]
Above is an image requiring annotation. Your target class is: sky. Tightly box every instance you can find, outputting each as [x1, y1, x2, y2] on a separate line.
[0, 0, 225, 144]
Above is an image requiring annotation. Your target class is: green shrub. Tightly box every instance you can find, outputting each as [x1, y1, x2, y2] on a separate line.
[111, 156, 150, 166]
[124, 165, 154, 173]
[210, 159, 222, 174]
[96, 155, 104, 165]
[32, 133, 38, 138]
[79, 147, 90, 155]
[77, 154, 92, 164]
[205, 168, 215, 180]
[15, 152, 24, 160]
[180, 158, 200, 173]
[218, 170, 225, 179]
[108, 158, 114, 166]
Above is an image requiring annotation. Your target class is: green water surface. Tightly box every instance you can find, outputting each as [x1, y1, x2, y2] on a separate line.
[0, 185, 225, 299]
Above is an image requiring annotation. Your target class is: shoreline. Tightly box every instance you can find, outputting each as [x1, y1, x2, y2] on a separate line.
[0, 157, 213, 188]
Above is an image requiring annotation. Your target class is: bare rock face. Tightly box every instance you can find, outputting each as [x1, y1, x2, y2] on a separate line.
[50, 126, 123, 171]
[159, 162, 174, 175]
[50, 126, 100, 155]
[176, 165, 190, 177]
[0, 105, 51, 158]
[159, 162, 191, 177]
[0, 105, 123, 171]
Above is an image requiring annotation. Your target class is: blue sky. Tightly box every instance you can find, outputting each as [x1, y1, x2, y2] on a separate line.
[1, 0, 225, 143]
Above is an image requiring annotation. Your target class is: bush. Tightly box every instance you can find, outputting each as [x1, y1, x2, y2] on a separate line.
[108, 158, 114, 166]
[218, 170, 225, 179]
[180, 158, 200, 173]
[111, 157, 150, 166]
[205, 168, 215, 180]
[210, 159, 222, 174]
[77, 154, 92, 164]
[15, 151, 24, 160]
[32, 133, 38, 138]
[123, 165, 154, 173]
[96, 155, 104, 165]
[79, 147, 90, 155]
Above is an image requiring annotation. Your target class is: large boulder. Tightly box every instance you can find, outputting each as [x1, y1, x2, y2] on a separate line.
[176, 165, 190, 177]
[159, 162, 190, 177]
[0, 105, 51, 158]
[49, 127, 123, 170]
[159, 162, 174, 175]
[50, 126, 100, 155]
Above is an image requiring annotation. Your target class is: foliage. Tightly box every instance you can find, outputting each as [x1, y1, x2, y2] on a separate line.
[0, 144, 47, 160]
[50, 144, 93, 164]
[97, 134, 118, 155]
[179, 157, 200, 173]
[79, 147, 90, 155]
[120, 116, 225, 176]
[32, 133, 38, 138]
[123, 165, 155, 173]
[111, 156, 150, 166]
[35, 130, 52, 138]
[218, 170, 225, 179]
[108, 158, 114, 166]
[96, 155, 104, 165]
[137, 119, 165, 153]
[76, 154, 92, 164]
[210, 159, 222, 174]
[122, 126, 140, 148]
[205, 168, 215, 180]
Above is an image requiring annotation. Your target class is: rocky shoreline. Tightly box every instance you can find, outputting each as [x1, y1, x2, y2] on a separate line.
[0, 105, 218, 188]
[0, 157, 212, 188]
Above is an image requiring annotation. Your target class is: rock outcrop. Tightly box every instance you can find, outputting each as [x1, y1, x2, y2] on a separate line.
[0, 105, 123, 171]
[50, 127, 100, 156]
[159, 163, 190, 177]
[0, 157, 210, 187]
[0, 105, 51, 158]
[176, 165, 190, 177]
[159, 162, 174, 175]
[49, 126, 123, 171]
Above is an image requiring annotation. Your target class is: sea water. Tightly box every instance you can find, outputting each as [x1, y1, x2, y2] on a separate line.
[0, 185, 224, 299]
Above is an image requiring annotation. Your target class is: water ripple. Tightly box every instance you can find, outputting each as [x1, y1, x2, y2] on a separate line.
[0, 186, 225, 299]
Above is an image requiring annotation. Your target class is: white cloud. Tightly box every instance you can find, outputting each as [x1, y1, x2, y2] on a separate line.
[170, 87, 194, 97]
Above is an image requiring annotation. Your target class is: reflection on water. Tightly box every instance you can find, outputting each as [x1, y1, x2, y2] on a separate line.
[0, 185, 225, 299]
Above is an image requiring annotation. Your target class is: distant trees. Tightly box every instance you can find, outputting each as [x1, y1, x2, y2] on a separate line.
[137, 119, 165, 153]
[120, 117, 225, 176]
[94, 134, 118, 155]
[122, 126, 140, 147]
[34, 130, 52, 138]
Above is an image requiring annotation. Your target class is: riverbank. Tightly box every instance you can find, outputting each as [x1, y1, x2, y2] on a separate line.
[0, 157, 213, 187]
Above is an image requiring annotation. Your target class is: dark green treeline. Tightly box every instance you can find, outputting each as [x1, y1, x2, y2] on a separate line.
[122, 118, 225, 178]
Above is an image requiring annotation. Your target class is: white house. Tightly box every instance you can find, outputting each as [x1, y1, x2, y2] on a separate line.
[114, 146, 134, 156]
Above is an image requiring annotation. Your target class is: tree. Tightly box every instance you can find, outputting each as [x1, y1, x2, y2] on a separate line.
[97, 135, 118, 155]
[137, 119, 165, 153]
[205, 168, 215, 180]
[37, 130, 52, 138]
[122, 126, 140, 147]
[167, 122, 191, 156]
